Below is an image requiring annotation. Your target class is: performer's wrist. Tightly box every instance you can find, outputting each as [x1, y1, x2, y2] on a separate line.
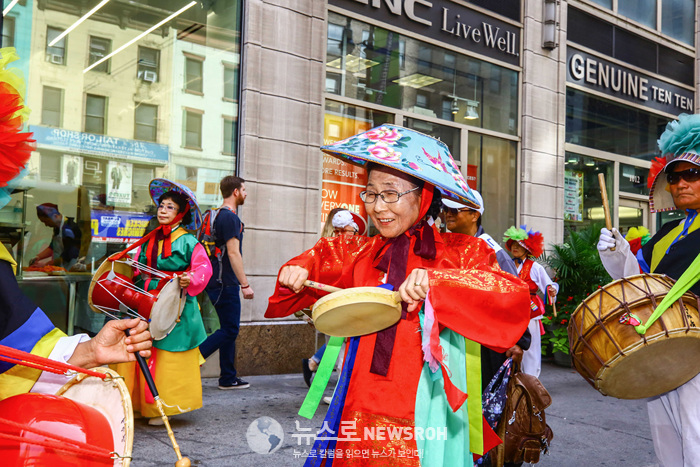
[240, 284, 250, 289]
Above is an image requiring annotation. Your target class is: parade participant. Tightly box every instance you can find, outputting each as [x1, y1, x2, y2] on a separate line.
[267, 125, 531, 466]
[115, 180, 212, 425]
[503, 226, 558, 378]
[302, 208, 367, 387]
[597, 113, 700, 465]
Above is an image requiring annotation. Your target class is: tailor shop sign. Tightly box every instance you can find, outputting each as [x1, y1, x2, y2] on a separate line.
[567, 48, 694, 115]
[330, 0, 520, 66]
[30, 125, 169, 163]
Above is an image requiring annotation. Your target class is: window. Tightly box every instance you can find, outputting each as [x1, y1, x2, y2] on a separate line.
[42, 87, 63, 127]
[134, 104, 158, 142]
[619, 0, 657, 29]
[85, 94, 107, 134]
[185, 57, 203, 93]
[223, 116, 237, 155]
[184, 110, 202, 149]
[223, 66, 237, 101]
[88, 36, 112, 73]
[137, 47, 160, 82]
[662, 0, 695, 44]
[46, 27, 67, 65]
[2, 16, 14, 48]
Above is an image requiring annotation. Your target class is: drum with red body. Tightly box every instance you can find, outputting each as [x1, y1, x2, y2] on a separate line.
[89, 257, 185, 340]
[0, 368, 133, 466]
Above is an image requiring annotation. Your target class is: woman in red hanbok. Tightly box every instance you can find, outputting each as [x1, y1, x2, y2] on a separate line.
[267, 125, 530, 467]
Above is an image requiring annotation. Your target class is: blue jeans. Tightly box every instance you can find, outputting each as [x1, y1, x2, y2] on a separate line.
[311, 343, 326, 364]
[200, 285, 241, 385]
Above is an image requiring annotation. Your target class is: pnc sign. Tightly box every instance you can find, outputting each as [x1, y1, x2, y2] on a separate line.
[331, 0, 521, 66]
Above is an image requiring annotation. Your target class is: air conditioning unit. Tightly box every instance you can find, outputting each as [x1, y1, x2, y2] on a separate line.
[143, 71, 157, 83]
[49, 54, 64, 65]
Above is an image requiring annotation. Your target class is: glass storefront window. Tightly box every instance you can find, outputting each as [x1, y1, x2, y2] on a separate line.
[619, 163, 650, 195]
[619, 0, 657, 29]
[326, 12, 519, 135]
[467, 133, 517, 239]
[662, 0, 695, 45]
[564, 153, 614, 232]
[7, 0, 242, 334]
[323, 100, 393, 235]
[566, 89, 670, 161]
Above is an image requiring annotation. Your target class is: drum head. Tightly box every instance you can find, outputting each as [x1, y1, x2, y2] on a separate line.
[597, 334, 700, 399]
[57, 367, 133, 466]
[88, 259, 136, 314]
[312, 287, 401, 337]
[149, 278, 185, 340]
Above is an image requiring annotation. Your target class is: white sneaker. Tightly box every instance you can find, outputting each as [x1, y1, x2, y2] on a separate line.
[148, 416, 167, 426]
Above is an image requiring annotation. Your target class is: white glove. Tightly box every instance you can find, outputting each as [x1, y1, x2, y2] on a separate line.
[597, 227, 618, 252]
[597, 227, 640, 279]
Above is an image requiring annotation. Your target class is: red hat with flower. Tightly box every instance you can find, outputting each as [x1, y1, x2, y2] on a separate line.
[503, 225, 545, 258]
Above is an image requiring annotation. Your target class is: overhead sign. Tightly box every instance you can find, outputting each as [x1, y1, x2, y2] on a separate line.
[29, 125, 169, 163]
[566, 48, 694, 115]
[330, 0, 520, 66]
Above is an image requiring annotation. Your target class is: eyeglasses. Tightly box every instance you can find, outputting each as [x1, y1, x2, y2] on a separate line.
[442, 206, 477, 216]
[158, 203, 178, 212]
[667, 168, 700, 185]
[360, 186, 420, 204]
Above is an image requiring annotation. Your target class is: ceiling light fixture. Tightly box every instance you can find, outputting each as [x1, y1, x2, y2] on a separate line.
[464, 100, 479, 120]
[49, 0, 111, 46]
[84, 1, 197, 73]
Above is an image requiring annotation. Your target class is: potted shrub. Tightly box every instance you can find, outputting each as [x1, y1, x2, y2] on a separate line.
[542, 223, 610, 365]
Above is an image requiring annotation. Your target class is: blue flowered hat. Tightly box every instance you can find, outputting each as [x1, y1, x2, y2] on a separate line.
[320, 125, 480, 210]
[149, 178, 202, 230]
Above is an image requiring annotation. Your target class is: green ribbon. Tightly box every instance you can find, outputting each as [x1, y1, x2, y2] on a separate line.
[465, 338, 483, 455]
[298, 335, 345, 419]
[635, 253, 700, 335]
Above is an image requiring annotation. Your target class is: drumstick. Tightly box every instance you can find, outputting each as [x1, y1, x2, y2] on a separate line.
[552, 300, 557, 318]
[125, 329, 191, 467]
[598, 173, 616, 251]
[303, 280, 343, 294]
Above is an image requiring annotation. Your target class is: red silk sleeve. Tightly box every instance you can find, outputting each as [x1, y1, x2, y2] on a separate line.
[265, 235, 370, 318]
[429, 235, 531, 352]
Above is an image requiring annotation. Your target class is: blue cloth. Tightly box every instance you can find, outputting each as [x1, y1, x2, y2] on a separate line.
[207, 207, 244, 288]
[200, 285, 242, 385]
[304, 337, 360, 467]
[311, 343, 326, 364]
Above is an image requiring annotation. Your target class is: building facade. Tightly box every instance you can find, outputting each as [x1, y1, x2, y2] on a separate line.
[3, 0, 697, 374]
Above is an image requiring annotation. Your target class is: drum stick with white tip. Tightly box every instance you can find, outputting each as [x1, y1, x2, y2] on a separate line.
[598, 173, 616, 251]
[303, 280, 344, 293]
[125, 329, 191, 467]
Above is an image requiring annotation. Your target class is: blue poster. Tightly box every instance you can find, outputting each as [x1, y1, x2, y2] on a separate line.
[30, 125, 169, 163]
[91, 210, 152, 243]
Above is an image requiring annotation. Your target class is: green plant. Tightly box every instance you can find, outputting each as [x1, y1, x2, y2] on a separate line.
[541, 223, 610, 355]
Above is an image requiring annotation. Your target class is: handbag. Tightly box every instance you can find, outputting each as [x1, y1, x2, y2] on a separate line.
[495, 363, 554, 465]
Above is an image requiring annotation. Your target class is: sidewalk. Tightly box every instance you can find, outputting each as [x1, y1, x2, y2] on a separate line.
[131, 362, 659, 466]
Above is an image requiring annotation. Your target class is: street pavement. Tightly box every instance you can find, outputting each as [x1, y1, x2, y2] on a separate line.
[131, 362, 659, 466]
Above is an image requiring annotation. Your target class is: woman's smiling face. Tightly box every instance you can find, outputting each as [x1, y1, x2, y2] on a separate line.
[157, 198, 180, 225]
[365, 166, 421, 239]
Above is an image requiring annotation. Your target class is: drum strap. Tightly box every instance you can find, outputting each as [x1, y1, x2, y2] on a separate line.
[633, 253, 700, 335]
